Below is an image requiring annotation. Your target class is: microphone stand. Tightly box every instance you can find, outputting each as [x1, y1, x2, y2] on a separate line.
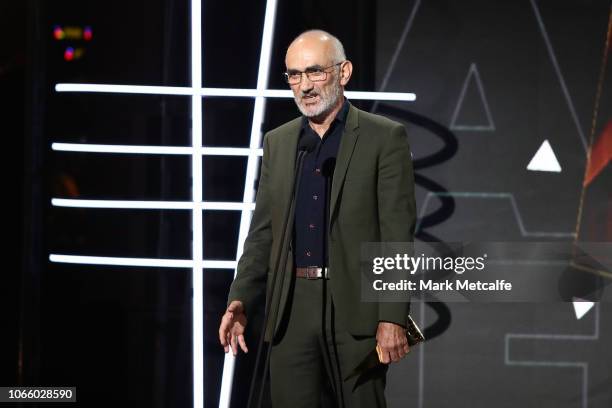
[247, 146, 310, 408]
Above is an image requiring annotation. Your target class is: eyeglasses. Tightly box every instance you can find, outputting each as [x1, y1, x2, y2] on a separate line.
[283, 61, 344, 85]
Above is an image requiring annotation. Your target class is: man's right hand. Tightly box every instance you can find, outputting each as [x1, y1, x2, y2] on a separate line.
[218, 300, 249, 355]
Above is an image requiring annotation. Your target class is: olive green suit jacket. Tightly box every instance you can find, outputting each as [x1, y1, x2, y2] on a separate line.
[227, 101, 416, 342]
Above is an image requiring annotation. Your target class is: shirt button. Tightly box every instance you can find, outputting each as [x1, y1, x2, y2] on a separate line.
[312, 195, 318, 200]
[305, 250, 311, 257]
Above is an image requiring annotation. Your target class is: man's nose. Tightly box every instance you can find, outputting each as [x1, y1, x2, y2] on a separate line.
[299, 74, 314, 93]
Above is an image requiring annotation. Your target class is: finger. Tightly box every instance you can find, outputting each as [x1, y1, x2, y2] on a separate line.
[219, 325, 227, 347]
[403, 343, 410, 356]
[380, 347, 391, 364]
[388, 347, 401, 362]
[238, 335, 249, 353]
[219, 317, 230, 347]
[224, 332, 231, 353]
[220, 314, 235, 343]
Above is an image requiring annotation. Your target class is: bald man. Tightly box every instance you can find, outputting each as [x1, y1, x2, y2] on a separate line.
[219, 30, 416, 407]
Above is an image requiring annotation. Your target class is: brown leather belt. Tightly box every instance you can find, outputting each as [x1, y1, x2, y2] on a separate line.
[295, 266, 329, 279]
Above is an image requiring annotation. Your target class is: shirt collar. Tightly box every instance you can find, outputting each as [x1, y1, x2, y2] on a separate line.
[300, 97, 350, 131]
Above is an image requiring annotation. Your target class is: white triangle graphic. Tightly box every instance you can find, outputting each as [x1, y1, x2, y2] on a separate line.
[527, 140, 562, 172]
[572, 298, 594, 319]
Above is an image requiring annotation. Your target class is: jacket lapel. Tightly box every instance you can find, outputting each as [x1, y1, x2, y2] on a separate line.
[329, 104, 360, 227]
[278, 119, 301, 213]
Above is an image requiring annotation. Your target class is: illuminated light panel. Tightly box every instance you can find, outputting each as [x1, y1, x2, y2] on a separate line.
[190, 1, 204, 407]
[219, 0, 278, 405]
[55, 83, 416, 101]
[50, 254, 194, 268]
[49, 254, 237, 270]
[51, 143, 263, 156]
[56, 83, 194, 95]
[51, 198, 255, 211]
[51, 198, 194, 210]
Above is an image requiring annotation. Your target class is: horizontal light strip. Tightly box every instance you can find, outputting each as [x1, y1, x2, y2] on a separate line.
[49, 254, 238, 269]
[346, 90, 415, 101]
[52, 198, 256, 211]
[54, 83, 289, 97]
[49, 254, 194, 268]
[52, 199, 194, 209]
[202, 202, 255, 211]
[51, 143, 264, 156]
[55, 83, 194, 95]
[52, 143, 192, 154]
[55, 83, 416, 101]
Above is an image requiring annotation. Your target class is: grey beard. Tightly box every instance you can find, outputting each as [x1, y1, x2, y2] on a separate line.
[295, 81, 343, 118]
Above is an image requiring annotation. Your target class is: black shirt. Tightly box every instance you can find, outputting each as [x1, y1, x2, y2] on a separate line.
[294, 98, 350, 267]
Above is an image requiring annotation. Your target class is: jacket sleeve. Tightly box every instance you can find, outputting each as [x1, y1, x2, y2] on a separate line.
[376, 124, 417, 326]
[226, 132, 273, 315]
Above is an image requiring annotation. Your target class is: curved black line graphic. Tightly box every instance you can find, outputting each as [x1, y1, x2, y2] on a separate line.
[373, 103, 459, 340]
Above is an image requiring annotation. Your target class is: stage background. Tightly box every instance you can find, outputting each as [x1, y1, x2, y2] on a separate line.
[7, 0, 611, 407]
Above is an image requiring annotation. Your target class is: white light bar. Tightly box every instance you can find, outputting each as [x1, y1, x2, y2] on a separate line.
[51, 199, 194, 209]
[51, 199, 256, 211]
[202, 202, 255, 211]
[202, 147, 263, 156]
[55, 83, 194, 95]
[204, 260, 239, 269]
[220, 0, 278, 406]
[52, 143, 193, 155]
[55, 83, 416, 101]
[191, 0, 204, 406]
[51, 143, 264, 156]
[346, 90, 416, 101]
[49, 254, 194, 268]
[49, 254, 238, 270]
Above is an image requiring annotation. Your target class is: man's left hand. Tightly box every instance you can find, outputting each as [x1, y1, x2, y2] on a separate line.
[376, 321, 409, 364]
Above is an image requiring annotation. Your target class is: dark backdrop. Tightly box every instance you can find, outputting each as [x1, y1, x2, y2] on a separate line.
[6, 0, 611, 407]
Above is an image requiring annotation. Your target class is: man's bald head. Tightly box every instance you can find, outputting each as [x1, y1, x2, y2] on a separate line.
[286, 29, 346, 66]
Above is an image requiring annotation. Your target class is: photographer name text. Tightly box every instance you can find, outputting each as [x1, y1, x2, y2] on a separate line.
[372, 279, 512, 291]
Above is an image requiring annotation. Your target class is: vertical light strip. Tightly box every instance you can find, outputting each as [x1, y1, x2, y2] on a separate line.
[191, 0, 204, 407]
[218, 0, 278, 406]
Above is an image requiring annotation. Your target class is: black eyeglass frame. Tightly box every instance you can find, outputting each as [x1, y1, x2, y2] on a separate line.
[283, 61, 345, 85]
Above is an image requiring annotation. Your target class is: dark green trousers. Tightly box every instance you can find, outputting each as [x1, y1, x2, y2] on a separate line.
[269, 276, 388, 408]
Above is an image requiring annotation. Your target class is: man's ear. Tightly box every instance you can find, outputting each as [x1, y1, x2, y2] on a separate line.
[339, 60, 353, 86]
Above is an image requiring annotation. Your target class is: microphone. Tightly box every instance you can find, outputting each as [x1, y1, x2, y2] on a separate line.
[321, 157, 336, 178]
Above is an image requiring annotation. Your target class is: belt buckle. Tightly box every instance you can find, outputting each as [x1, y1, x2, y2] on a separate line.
[306, 266, 319, 279]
